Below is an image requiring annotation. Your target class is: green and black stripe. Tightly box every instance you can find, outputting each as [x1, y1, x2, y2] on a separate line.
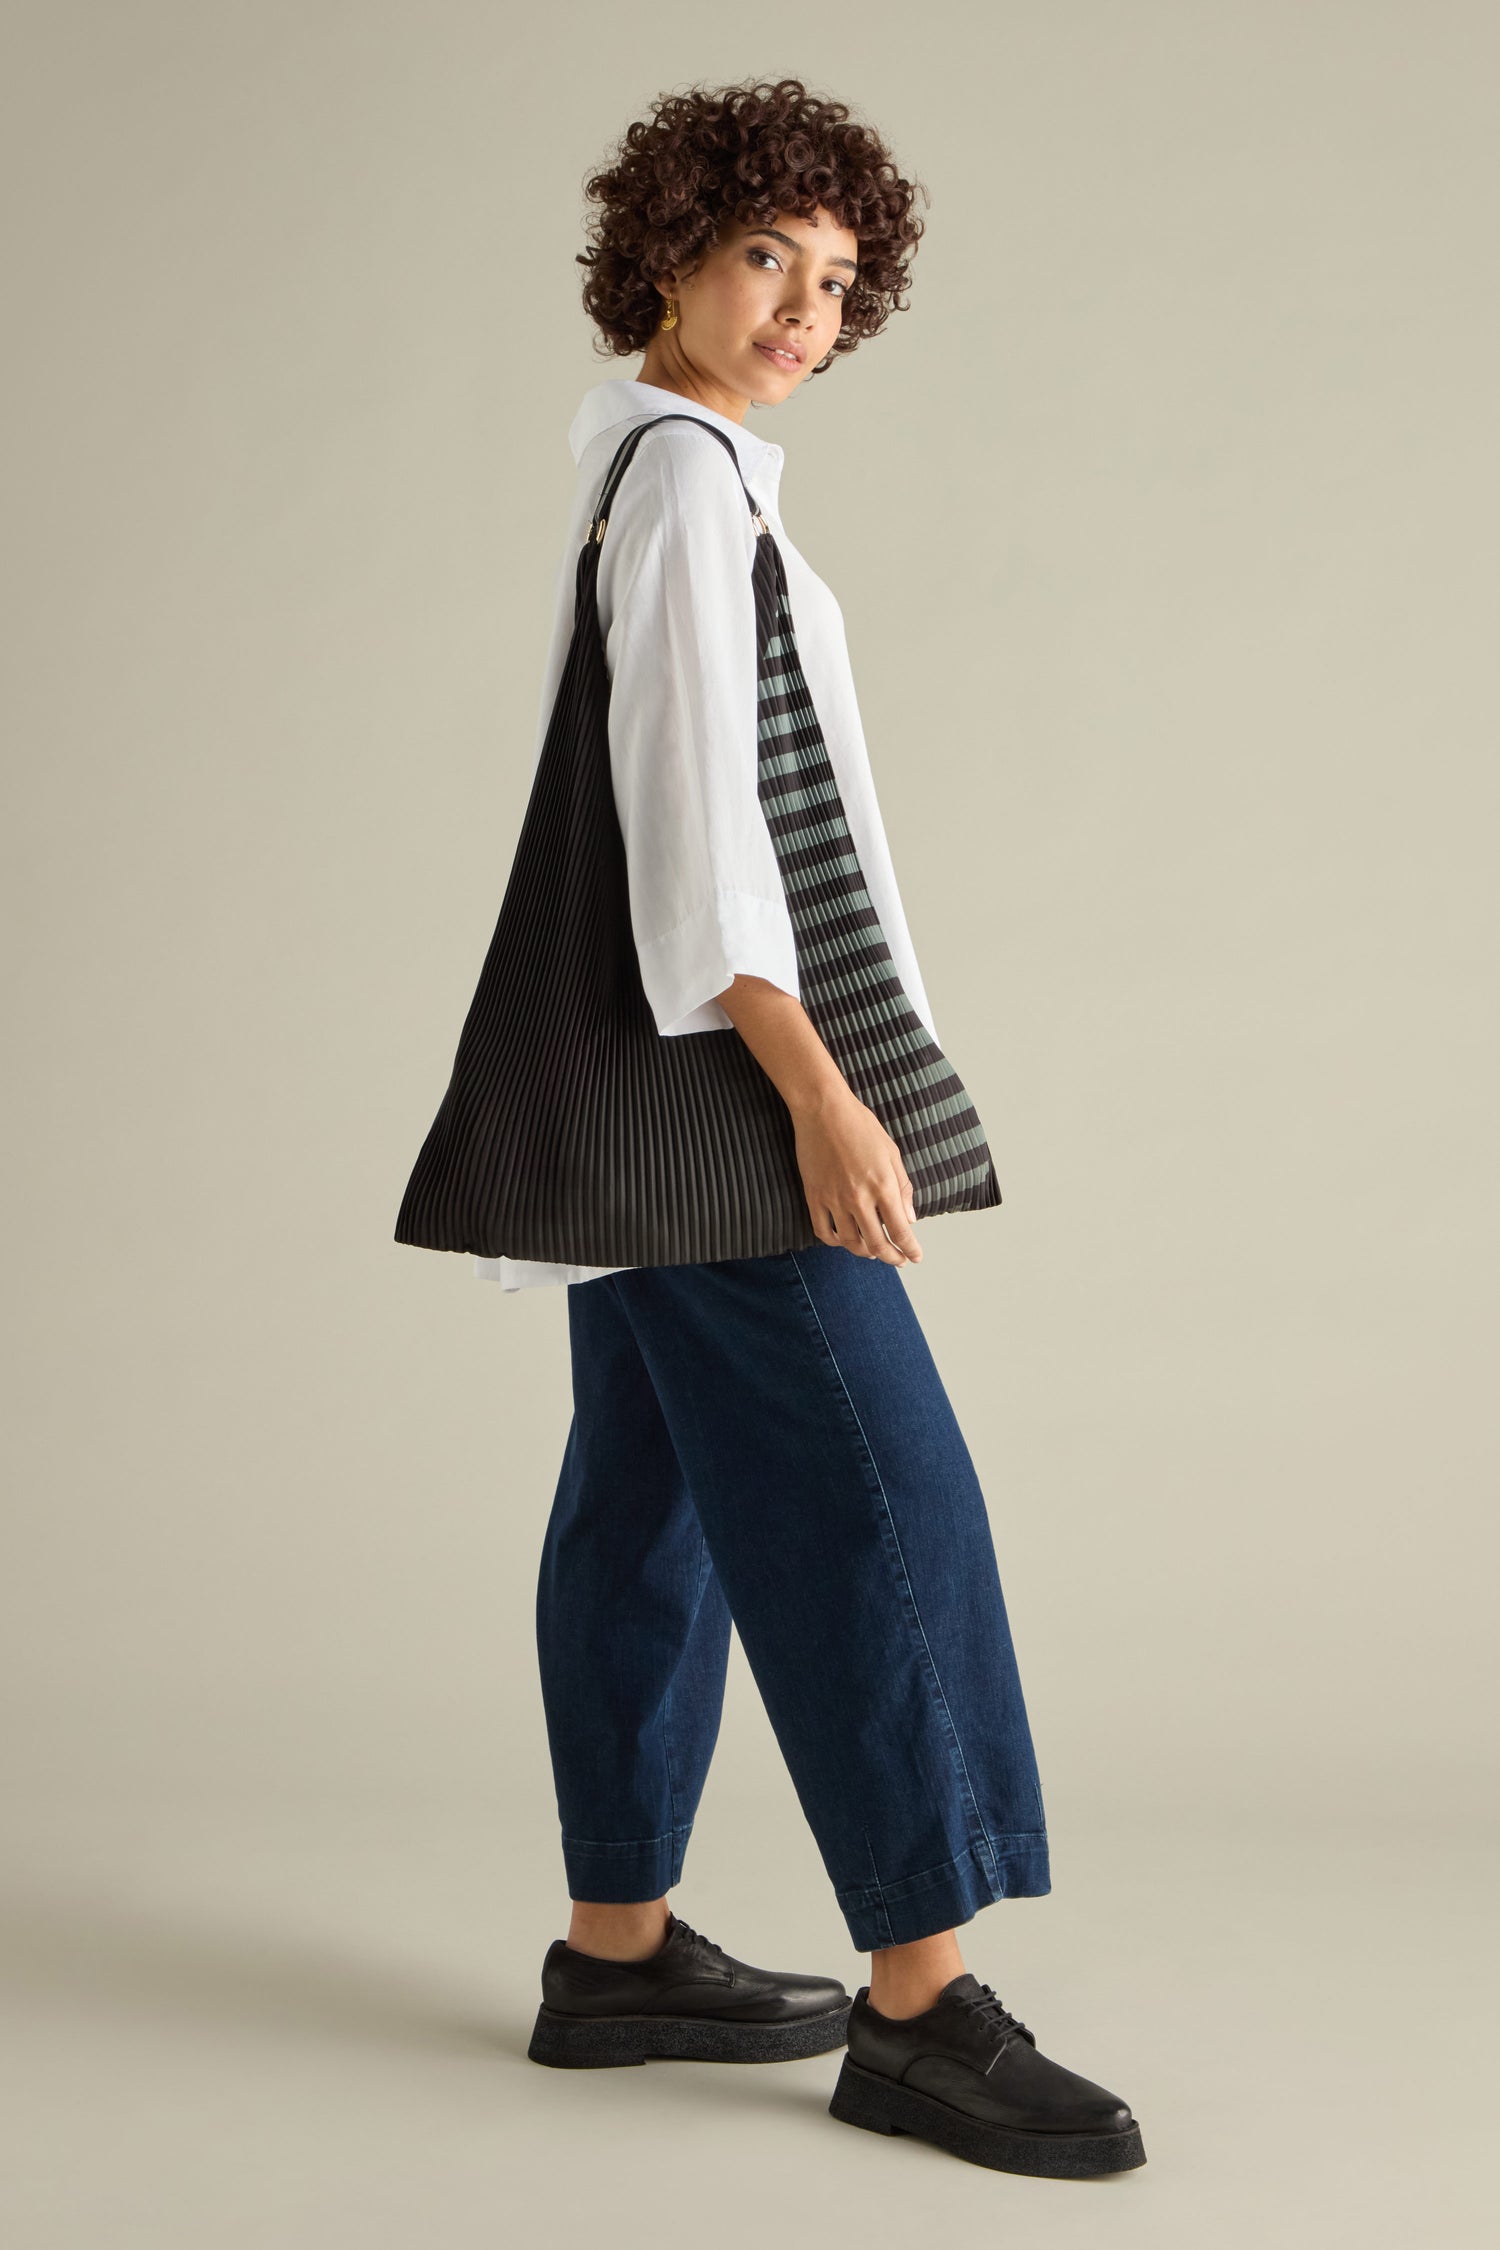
[751, 524, 1000, 1215]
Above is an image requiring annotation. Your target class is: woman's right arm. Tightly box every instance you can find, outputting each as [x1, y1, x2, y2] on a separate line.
[598, 426, 801, 1037]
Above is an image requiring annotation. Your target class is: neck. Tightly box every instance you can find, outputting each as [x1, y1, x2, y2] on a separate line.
[635, 343, 752, 426]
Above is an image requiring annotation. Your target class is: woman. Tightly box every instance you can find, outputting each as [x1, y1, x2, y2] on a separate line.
[488, 79, 1143, 2178]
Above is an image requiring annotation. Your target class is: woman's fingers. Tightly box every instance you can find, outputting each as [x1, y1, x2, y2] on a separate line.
[878, 1187, 923, 1263]
[845, 1181, 921, 1264]
[797, 1116, 921, 1263]
[813, 1201, 881, 1258]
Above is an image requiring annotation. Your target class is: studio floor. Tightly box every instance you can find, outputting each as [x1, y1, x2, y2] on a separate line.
[0, 1787, 1492, 2249]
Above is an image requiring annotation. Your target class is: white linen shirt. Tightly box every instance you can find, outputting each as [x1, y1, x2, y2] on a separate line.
[477, 377, 938, 1292]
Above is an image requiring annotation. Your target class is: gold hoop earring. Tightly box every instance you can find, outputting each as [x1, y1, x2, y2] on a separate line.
[659, 294, 678, 331]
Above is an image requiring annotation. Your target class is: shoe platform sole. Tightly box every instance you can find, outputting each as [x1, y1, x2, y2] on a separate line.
[528, 1999, 852, 2069]
[828, 2055, 1147, 2178]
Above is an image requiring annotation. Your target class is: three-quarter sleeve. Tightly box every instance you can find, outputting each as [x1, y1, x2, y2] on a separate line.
[595, 424, 801, 1038]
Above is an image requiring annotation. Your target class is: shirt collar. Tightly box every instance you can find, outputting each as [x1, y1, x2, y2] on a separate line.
[568, 379, 785, 493]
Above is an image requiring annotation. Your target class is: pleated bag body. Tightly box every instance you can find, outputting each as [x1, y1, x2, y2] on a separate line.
[394, 413, 1001, 1267]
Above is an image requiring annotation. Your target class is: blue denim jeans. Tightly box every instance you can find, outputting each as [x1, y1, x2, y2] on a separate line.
[535, 1239, 1050, 1952]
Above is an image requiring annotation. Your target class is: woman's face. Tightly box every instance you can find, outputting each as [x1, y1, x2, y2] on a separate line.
[639, 205, 860, 420]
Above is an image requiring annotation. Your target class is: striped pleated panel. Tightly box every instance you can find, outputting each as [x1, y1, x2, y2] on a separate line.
[751, 527, 1001, 1216]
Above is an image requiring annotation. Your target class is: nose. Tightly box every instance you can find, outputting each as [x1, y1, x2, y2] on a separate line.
[780, 277, 824, 326]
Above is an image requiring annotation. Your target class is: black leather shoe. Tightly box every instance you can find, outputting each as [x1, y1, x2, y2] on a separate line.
[527, 1911, 852, 2069]
[829, 1973, 1146, 2178]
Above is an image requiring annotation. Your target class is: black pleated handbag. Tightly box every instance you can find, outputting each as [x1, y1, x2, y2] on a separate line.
[393, 412, 1001, 1268]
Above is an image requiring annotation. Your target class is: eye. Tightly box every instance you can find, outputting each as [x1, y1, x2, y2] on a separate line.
[747, 247, 850, 298]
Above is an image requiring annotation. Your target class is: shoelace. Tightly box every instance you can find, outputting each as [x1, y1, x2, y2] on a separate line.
[955, 1981, 1035, 2053]
[668, 1916, 735, 1973]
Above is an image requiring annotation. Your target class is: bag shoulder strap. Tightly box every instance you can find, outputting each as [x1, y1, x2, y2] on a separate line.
[586, 412, 767, 546]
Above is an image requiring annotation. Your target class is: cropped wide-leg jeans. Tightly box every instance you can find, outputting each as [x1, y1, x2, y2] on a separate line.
[535, 1239, 1051, 1952]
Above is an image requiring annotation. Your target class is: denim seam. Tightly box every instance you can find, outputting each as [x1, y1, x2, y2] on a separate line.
[835, 1833, 1048, 1914]
[784, 1248, 1003, 1902]
[659, 1529, 715, 1847]
[659, 1679, 680, 1841]
[862, 1828, 895, 1948]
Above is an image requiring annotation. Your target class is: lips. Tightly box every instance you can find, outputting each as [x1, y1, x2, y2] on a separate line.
[754, 340, 803, 368]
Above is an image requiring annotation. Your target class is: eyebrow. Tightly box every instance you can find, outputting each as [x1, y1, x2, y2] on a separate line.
[744, 225, 859, 276]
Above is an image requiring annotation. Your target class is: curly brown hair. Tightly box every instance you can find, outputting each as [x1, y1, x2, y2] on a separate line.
[577, 77, 928, 377]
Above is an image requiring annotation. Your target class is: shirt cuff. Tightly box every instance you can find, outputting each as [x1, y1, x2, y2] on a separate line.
[637, 889, 801, 1038]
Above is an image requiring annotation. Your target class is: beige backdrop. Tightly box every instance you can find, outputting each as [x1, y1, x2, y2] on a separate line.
[3, 4, 1495, 2245]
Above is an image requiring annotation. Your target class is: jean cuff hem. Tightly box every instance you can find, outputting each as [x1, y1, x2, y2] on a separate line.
[837, 1831, 1051, 1950]
[561, 1822, 693, 1902]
